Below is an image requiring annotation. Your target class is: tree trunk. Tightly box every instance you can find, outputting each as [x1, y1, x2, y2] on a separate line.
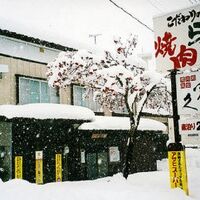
[123, 116, 136, 179]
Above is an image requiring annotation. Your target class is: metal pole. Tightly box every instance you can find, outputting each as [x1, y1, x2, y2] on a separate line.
[89, 34, 102, 45]
[170, 69, 181, 143]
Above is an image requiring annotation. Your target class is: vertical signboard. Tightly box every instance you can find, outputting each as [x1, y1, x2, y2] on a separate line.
[15, 156, 23, 179]
[153, 6, 196, 195]
[153, 5, 200, 73]
[168, 144, 189, 195]
[55, 153, 62, 182]
[35, 151, 43, 184]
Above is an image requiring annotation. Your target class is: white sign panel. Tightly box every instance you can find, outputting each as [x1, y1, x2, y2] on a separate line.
[35, 151, 43, 159]
[153, 5, 200, 72]
[176, 71, 200, 115]
[179, 118, 200, 135]
[81, 150, 85, 163]
[109, 147, 120, 162]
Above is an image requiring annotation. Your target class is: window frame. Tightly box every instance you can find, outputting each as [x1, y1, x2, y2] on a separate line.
[16, 74, 59, 104]
[71, 84, 103, 115]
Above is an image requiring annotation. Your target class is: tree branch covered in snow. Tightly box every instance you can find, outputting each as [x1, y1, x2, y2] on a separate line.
[47, 34, 171, 177]
[47, 34, 170, 116]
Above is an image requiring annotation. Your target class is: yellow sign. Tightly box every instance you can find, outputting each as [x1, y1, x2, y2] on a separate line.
[168, 150, 189, 195]
[15, 156, 23, 179]
[36, 159, 43, 184]
[55, 154, 62, 182]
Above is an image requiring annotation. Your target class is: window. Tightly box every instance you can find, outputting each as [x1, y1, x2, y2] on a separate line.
[18, 76, 59, 104]
[72, 85, 101, 112]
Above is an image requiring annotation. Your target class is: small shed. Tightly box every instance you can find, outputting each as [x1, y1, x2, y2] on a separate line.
[0, 103, 95, 183]
[78, 116, 168, 180]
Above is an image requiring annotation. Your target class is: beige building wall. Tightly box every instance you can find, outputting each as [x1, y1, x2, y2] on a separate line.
[0, 55, 70, 105]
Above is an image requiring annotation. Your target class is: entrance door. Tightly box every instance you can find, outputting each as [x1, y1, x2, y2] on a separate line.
[86, 152, 108, 180]
[87, 153, 97, 180]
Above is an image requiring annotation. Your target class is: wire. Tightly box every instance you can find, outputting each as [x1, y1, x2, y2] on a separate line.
[108, 0, 154, 32]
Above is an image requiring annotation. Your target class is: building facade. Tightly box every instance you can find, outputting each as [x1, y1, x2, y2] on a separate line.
[0, 28, 169, 183]
[0, 105, 168, 183]
[0, 29, 73, 106]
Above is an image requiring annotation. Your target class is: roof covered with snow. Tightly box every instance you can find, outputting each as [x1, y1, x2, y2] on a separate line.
[0, 104, 95, 121]
[79, 116, 167, 132]
[0, 28, 75, 52]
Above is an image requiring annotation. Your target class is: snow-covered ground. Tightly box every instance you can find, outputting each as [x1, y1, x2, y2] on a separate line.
[0, 148, 199, 200]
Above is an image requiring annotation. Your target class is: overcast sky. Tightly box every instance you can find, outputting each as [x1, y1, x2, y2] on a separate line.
[0, 0, 197, 54]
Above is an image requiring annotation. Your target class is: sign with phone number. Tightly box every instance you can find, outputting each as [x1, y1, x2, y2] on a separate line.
[179, 118, 200, 134]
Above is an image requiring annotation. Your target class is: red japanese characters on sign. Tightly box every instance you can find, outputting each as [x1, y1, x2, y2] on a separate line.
[155, 32, 197, 69]
[153, 5, 200, 72]
[179, 118, 200, 134]
[169, 45, 197, 69]
[155, 32, 177, 58]
[181, 123, 196, 131]
[179, 74, 196, 89]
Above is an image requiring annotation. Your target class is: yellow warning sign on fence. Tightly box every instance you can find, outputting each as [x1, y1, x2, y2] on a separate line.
[35, 151, 43, 184]
[15, 156, 23, 179]
[168, 150, 189, 195]
[55, 154, 62, 182]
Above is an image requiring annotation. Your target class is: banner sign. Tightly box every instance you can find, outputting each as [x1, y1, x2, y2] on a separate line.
[179, 118, 200, 135]
[153, 5, 200, 72]
[55, 154, 62, 182]
[176, 71, 200, 115]
[15, 156, 23, 179]
[35, 151, 43, 184]
[168, 150, 189, 195]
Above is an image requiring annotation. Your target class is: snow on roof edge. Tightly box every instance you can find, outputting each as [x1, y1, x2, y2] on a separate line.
[0, 104, 95, 121]
[79, 116, 167, 132]
[0, 104, 167, 132]
[0, 28, 76, 52]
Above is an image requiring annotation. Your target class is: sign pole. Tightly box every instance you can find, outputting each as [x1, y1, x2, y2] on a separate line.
[170, 69, 181, 143]
[168, 69, 189, 195]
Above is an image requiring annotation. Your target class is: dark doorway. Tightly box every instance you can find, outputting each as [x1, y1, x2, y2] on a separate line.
[86, 152, 108, 179]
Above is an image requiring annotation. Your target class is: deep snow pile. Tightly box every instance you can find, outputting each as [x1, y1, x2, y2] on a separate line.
[0, 148, 199, 200]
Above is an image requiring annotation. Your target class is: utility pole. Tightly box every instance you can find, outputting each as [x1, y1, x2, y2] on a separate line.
[167, 69, 189, 195]
[89, 34, 102, 45]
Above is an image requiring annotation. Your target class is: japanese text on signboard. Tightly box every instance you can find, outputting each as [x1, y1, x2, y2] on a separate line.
[179, 118, 200, 135]
[153, 5, 200, 72]
[176, 71, 200, 115]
